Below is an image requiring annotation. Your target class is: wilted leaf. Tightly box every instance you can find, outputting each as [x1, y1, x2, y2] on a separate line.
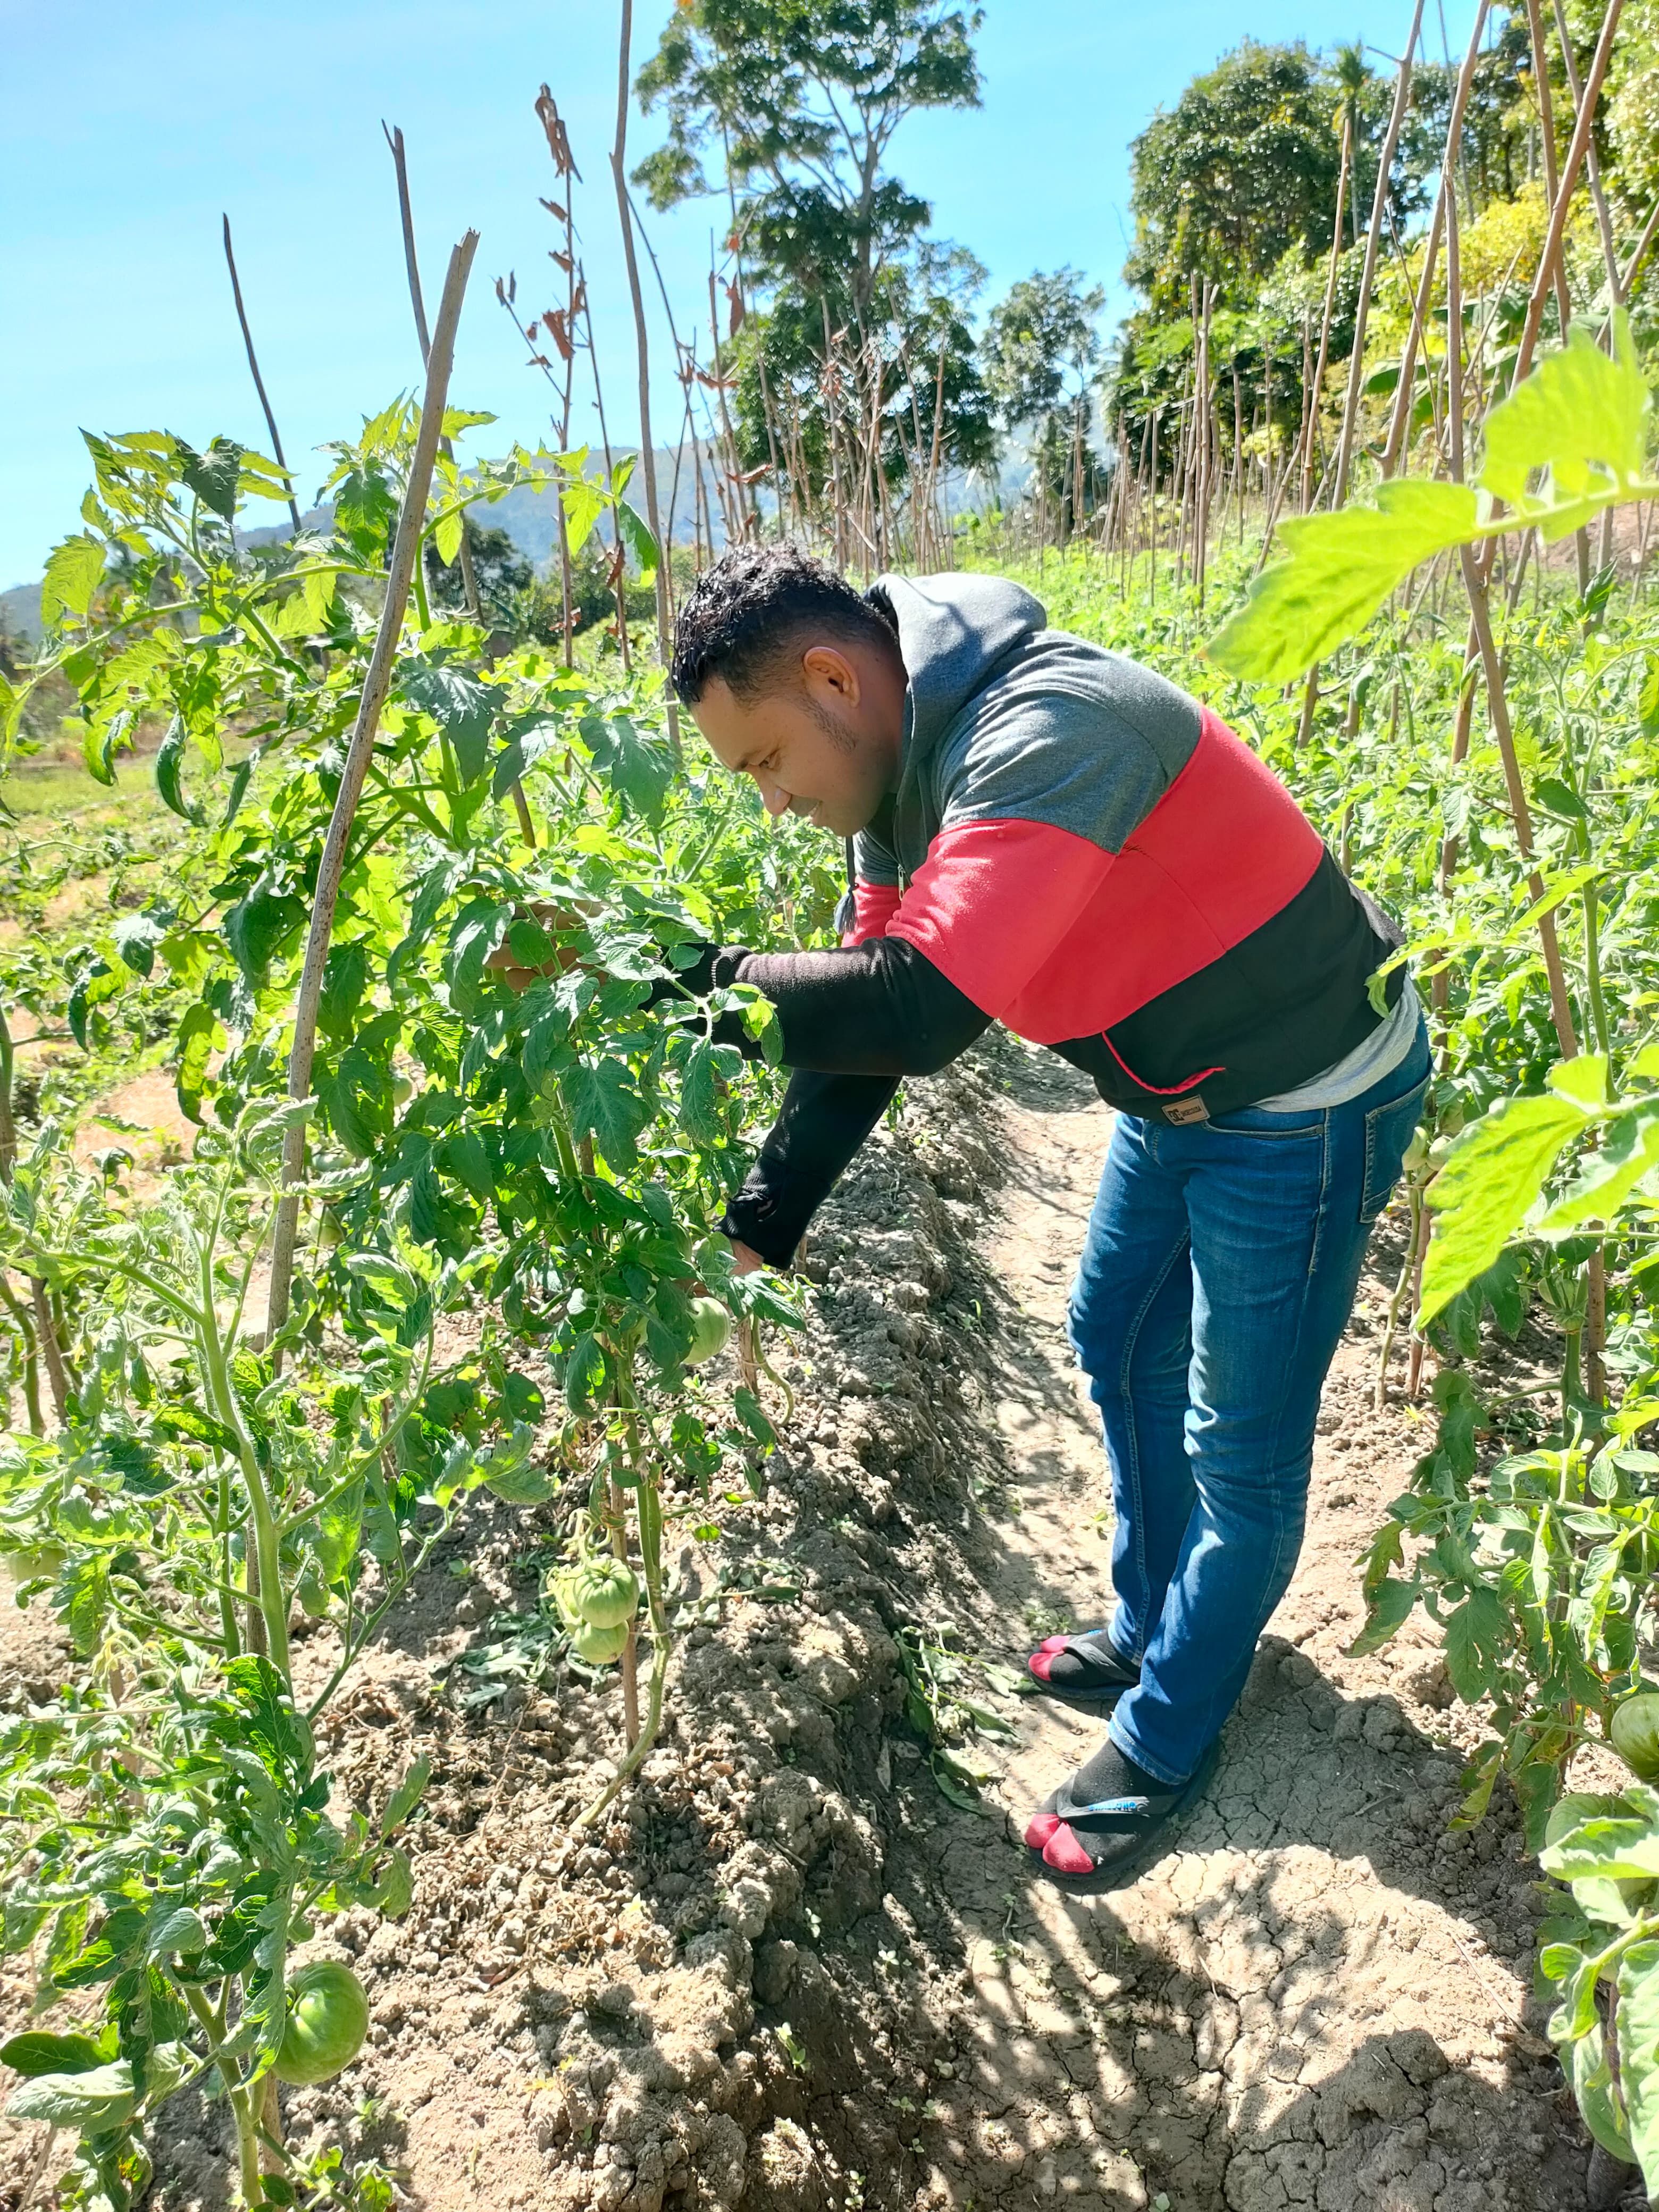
[155, 715, 206, 825]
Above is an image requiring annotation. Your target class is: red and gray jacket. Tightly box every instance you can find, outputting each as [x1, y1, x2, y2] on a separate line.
[693, 572, 1402, 1267]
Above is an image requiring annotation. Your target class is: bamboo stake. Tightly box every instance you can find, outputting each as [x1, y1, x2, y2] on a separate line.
[1334, 0, 1424, 508]
[381, 126, 487, 631]
[1549, 0, 1623, 307]
[383, 125, 535, 845]
[1512, 0, 1625, 391]
[1523, 0, 1578, 335]
[221, 217, 304, 535]
[1447, 172, 1581, 1061]
[611, 0, 678, 754]
[537, 89, 582, 664]
[1301, 119, 1352, 513]
[265, 233, 479, 1351]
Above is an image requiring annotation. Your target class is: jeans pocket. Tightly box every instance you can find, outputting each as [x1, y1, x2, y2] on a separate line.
[1361, 1075, 1430, 1221]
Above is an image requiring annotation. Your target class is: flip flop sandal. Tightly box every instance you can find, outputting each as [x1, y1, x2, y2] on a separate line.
[1021, 1739, 1220, 1895]
[1027, 1628, 1141, 1712]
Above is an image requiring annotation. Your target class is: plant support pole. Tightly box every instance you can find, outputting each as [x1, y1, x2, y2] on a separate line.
[265, 231, 479, 1352]
[1333, 0, 1423, 508]
[383, 128, 535, 849]
[222, 216, 304, 535]
[610, 0, 681, 760]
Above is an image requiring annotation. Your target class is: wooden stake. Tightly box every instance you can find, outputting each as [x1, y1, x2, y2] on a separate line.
[611, 0, 681, 763]
[265, 232, 479, 1351]
[1333, 1, 1425, 508]
[221, 216, 304, 535]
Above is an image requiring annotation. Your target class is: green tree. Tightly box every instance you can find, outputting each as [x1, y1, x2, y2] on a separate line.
[633, 0, 983, 332]
[423, 521, 532, 626]
[730, 242, 996, 525]
[1125, 41, 1347, 314]
[635, 2, 992, 531]
[984, 269, 1106, 534]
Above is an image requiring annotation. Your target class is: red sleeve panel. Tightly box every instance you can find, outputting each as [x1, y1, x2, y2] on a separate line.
[841, 879, 904, 947]
[879, 709, 1327, 1047]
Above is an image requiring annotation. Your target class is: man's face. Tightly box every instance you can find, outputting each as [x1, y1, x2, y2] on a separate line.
[688, 642, 903, 839]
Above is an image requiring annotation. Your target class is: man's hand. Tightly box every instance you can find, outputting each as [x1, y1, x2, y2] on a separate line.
[728, 1239, 766, 1276]
[484, 900, 591, 992]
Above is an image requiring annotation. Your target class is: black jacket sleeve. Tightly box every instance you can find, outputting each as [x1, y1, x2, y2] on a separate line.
[657, 936, 991, 1265]
[719, 1070, 899, 1266]
[664, 937, 991, 1078]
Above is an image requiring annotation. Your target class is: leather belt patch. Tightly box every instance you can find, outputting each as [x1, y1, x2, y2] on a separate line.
[1163, 1095, 1210, 1126]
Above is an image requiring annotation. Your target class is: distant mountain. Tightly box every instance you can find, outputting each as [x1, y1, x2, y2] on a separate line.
[3, 438, 1014, 643]
[2, 446, 734, 642]
[0, 581, 41, 643]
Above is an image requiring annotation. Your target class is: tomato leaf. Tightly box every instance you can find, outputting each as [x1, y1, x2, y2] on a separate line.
[173, 1002, 221, 1124]
[1619, 1938, 1659, 2190]
[0, 2030, 107, 2079]
[1537, 1107, 1659, 1234]
[1480, 312, 1651, 518]
[401, 660, 497, 787]
[1205, 481, 1479, 682]
[1420, 1089, 1599, 1323]
[41, 533, 106, 627]
[560, 1057, 650, 1171]
[1443, 1586, 1509, 1704]
[6, 2059, 136, 2131]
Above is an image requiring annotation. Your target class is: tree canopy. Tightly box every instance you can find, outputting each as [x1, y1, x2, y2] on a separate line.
[1124, 41, 1349, 314]
[633, 0, 983, 331]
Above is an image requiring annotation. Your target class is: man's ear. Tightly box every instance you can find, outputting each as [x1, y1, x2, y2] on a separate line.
[801, 643, 860, 703]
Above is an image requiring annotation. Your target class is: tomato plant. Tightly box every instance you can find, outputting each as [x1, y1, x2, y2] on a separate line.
[0, 391, 836, 2203]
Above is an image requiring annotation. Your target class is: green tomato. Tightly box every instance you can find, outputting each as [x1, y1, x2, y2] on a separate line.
[1544, 1789, 1629, 1849]
[685, 1297, 732, 1367]
[571, 1558, 639, 1630]
[1611, 1692, 1659, 1782]
[569, 1616, 631, 1665]
[2, 1544, 66, 1587]
[275, 1963, 369, 2085]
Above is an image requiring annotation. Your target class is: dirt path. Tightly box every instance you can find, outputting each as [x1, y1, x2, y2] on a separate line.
[920, 1048, 1591, 2212]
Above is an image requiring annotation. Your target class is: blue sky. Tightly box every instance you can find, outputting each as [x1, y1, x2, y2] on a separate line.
[1, 0, 1474, 586]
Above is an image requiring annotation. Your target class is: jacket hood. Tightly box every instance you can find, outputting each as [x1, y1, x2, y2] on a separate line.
[875, 572, 1047, 768]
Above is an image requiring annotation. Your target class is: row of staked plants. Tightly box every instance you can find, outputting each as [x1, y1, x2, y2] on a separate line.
[0, 394, 838, 2207]
[1008, 314, 1659, 2185]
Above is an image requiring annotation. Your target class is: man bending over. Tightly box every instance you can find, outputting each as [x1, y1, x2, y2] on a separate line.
[667, 544, 1430, 1894]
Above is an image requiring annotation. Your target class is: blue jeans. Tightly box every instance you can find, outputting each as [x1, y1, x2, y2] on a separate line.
[1065, 1021, 1431, 1786]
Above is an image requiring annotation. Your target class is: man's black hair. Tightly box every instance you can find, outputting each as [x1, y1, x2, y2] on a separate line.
[669, 542, 901, 706]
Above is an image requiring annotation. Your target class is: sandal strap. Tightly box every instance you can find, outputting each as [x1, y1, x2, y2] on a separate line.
[1053, 1770, 1175, 1828]
[1052, 1635, 1138, 1682]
